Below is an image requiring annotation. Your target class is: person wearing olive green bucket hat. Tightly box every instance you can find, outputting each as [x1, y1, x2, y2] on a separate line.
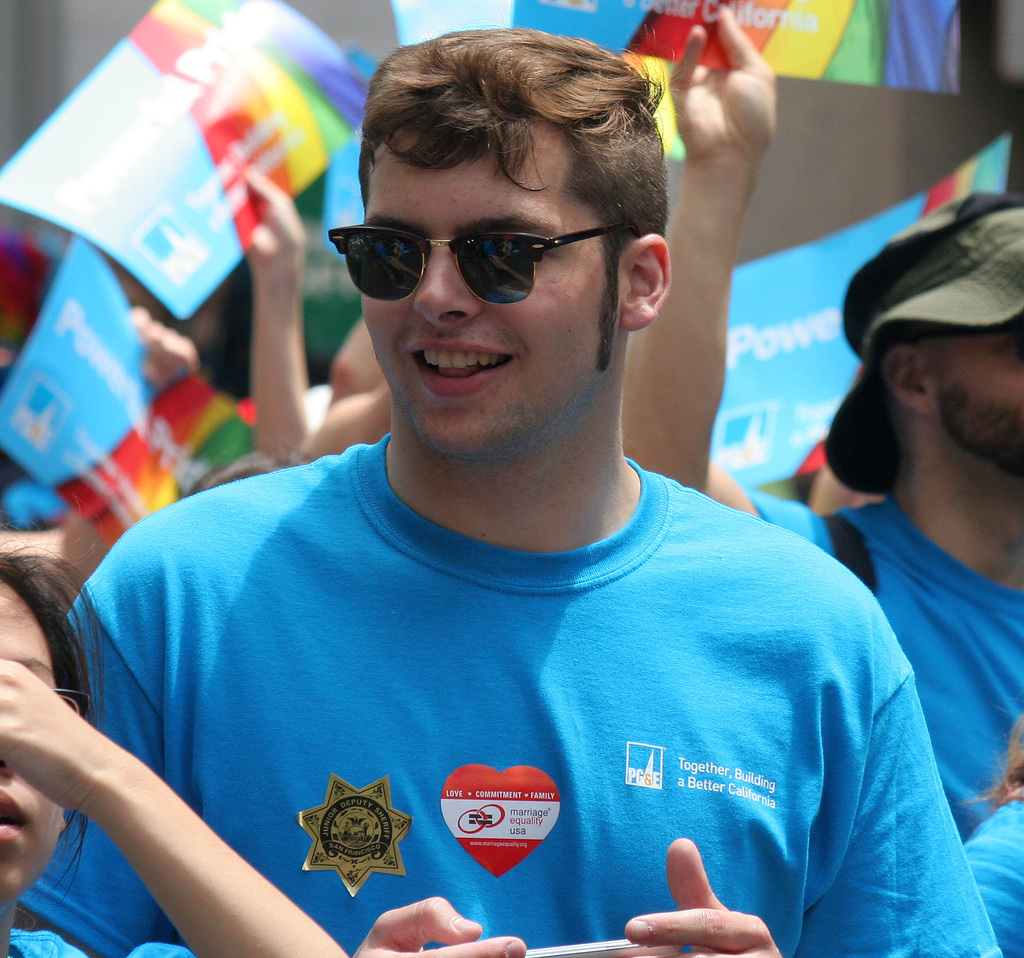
[827, 192, 1024, 495]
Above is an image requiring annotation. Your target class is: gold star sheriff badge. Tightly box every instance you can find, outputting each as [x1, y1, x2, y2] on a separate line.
[298, 774, 412, 897]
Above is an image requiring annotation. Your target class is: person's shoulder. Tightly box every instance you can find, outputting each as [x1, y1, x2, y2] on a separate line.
[86, 447, 369, 601]
[747, 488, 830, 548]
[176, 450, 354, 517]
[652, 472, 844, 574]
[646, 469, 901, 661]
[967, 799, 1024, 858]
[965, 800, 1024, 956]
[124, 946, 196, 957]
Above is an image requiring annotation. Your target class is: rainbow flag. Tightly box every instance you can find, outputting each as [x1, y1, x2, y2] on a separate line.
[60, 374, 253, 544]
[0, 0, 366, 318]
[514, 0, 960, 93]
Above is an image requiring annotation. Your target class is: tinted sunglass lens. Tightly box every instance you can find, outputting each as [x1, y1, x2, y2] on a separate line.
[345, 231, 424, 301]
[458, 236, 534, 305]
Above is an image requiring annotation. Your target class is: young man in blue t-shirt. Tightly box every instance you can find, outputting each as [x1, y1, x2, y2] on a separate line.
[28, 12, 997, 958]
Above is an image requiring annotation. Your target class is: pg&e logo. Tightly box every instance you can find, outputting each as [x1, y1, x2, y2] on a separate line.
[625, 742, 664, 790]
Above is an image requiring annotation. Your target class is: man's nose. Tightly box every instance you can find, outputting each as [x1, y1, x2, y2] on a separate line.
[413, 245, 481, 325]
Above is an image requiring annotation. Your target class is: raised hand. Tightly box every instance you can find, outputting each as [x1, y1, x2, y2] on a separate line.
[0, 659, 112, 813]
[622, 8, 776, 495]
[132, 305, 200, 393]
[246, 166, 306, 284]
[671, 7, 776, 169]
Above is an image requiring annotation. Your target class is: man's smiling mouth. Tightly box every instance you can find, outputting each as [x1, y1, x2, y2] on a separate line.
[421, 349, 510, 377]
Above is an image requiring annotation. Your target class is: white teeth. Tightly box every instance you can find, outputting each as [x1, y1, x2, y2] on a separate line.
[423, 349, 503, 369]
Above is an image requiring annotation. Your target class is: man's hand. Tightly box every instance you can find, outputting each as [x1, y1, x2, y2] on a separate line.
[622, 8, 776, 494]
[356, 897, 527, 958]
[671, 7, 776, 169]
[131, 306, 199, 393]
[624, 840, 781, 956]
[246, 167, 306, 285]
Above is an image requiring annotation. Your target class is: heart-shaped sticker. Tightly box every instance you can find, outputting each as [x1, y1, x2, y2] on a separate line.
[441, 765, 560, 876]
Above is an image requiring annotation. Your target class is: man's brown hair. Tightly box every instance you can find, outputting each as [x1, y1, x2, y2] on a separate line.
[358, 28, 668, 368]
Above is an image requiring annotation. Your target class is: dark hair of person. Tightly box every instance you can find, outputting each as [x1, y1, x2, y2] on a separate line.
[185, 451, 310, 497]
[0, 550, 99, 881]
[984, 714, 1024, 811]
[358, 28, 669, 369]
[0, 551, 92, 710]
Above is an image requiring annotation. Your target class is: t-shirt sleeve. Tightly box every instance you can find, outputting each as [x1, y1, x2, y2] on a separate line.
[796, 675, 1001, 957]
[23, 585, 177, 956]
[965, 800, 1024, 958]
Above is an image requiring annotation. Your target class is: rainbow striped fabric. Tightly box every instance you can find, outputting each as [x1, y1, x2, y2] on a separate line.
[514, 0, 960, 93]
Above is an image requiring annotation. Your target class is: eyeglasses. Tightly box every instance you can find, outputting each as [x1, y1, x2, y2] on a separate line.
[327, 223, 639, 305]
[54, 688, 90, 718]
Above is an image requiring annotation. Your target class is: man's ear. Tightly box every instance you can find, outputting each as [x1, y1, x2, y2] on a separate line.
[618, 234, 670, 333]
[881, 341, 939, 416]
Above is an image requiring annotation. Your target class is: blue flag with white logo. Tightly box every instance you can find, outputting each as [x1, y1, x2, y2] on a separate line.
[0, 239, 149, 488]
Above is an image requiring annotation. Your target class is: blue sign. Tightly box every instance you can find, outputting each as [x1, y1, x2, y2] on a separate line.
[390, 0, 512, 45]
[0, 240, 148, 487]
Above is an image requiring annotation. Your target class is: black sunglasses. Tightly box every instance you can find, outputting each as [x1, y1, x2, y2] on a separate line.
[55, 687, 90, 718]
[327, 223, 639, 305]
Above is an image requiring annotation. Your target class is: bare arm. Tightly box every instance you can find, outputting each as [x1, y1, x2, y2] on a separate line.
[622, 7, 775, 511]
[247, 174, 393, 460]
[327, 320, 386, 404]
[301, 319, 391, 459]
[3, 663, 527, 958]
[246, 168, 311, 458]
[1, 661, 346, 957]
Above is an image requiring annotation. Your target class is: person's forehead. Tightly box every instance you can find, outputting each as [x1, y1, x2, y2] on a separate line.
[365, 124, 578, 220]
[0, 584, 52, 679]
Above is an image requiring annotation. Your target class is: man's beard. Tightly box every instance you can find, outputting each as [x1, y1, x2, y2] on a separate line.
[938, 380, 1024, 479]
